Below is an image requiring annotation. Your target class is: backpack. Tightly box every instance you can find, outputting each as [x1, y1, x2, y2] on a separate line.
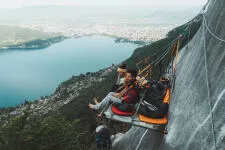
[143, 80, 166, 106]
[138, 80, 169, 118]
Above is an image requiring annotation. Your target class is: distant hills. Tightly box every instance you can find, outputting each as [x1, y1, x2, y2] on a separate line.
[0, 5, 202, 25]
[0, 25, 65, 49]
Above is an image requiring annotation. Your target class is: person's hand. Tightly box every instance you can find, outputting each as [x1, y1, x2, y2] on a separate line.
[113, 93, 120, 98]
[97, 114, 102, 117]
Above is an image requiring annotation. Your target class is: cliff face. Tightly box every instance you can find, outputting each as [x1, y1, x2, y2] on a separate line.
[113, 0, 225, 149]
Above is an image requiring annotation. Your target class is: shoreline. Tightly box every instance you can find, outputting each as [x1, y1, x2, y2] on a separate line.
[81, 34, 152, 45]
[0, 36, 67, 50]
[0, 34, 150, 51]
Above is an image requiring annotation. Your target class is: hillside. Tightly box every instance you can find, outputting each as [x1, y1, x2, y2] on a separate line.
[0, 25, 65, 49]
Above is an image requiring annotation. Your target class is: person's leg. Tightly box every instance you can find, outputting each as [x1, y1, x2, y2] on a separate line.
[94, 92, 115, 104]
[96, 140, 101, 150]
[92, 92, 115, 110]
[107, 95, 122, 104]
[91, 92, 121, 110]
[108, 92, 115, 96]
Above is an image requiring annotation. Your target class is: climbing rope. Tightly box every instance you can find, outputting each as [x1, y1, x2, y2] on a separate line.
[150, 36, 180, 66]
[186, 23, 192, 51]
[150, 38, 179, 66]
[138, 37, 179, 77]
[153, 40, 178, 66]
[164, 30, 187, 76]
[136, 56, 150, 67]
[135, 129, 148, 150]
[170, 36, 180, 92]
[203, 13, 225, 43]
[134, 38, 182, 150]
[154, 27, 189, 69]
[202, 13, 217, 150]
[138, 27, 190, 78]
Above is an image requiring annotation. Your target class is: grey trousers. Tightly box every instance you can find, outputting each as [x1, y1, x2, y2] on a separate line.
[93, 92, 123, 110]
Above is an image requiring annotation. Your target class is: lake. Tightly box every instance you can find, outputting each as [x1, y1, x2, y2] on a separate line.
[0, 36, 137, 107]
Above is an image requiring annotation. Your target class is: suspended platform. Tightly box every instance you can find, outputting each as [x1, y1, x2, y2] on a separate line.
[103, 88, 171, 134]
[103, 105, 167, 133]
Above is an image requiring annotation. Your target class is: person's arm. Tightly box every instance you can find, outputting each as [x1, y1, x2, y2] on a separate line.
[115, 74, 121, 85]
[114, 85, 125, 93]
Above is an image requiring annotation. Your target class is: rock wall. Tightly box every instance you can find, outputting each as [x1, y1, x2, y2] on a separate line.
[113, 0, 225, 149]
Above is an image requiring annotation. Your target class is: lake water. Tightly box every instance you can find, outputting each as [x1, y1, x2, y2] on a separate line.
[0, 36, 137, 107]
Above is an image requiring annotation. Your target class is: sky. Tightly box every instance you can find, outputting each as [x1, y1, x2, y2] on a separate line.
[0, 0, 207, 8]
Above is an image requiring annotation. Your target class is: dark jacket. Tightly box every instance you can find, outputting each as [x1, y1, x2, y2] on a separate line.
[114, 87, 140, 112]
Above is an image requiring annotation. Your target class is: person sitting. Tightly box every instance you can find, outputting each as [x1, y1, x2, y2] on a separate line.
[111, 63, 127, 92]
[89, 69, 139, 111]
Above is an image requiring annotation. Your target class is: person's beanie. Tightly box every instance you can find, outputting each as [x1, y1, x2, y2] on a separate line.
[96, 125, 107, 133]
[117, 63, 127, 73]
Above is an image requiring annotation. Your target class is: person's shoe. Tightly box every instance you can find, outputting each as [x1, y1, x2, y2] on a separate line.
[94, 97, 99, 104]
